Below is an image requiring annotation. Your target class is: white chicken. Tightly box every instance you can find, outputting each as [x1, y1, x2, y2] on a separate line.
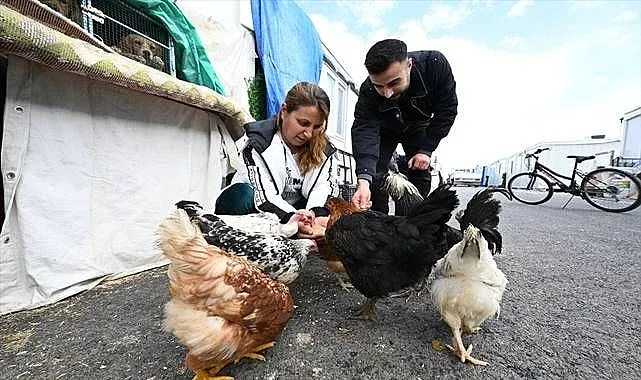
[176, 200, 301, 237]
[217, 212, 298, 237]
[429, 190, 508, 366]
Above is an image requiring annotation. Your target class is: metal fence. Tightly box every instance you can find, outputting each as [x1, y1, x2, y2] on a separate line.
[612, 156, 641, 168]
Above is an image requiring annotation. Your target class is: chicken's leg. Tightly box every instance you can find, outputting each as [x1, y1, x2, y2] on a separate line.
[334, 271, 354, 291]
[442, 313, 488, 366]
[350, 298, 377, 321]
[236, 341, 275, 361]
[325, 260, 353, 291]
[192, 367, 234, 380]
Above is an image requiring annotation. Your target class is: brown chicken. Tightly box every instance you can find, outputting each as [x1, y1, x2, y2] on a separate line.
[316, 239, 353, 291]
[157, 210, 293, 380]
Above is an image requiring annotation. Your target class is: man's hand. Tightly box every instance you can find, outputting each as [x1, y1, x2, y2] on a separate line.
[351, 179, 372, 210]
[407, 153, 432, 171]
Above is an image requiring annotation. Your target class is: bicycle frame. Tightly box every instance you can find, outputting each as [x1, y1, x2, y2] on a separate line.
[529, 159, 585, 195]
[512, 148, 641, 212]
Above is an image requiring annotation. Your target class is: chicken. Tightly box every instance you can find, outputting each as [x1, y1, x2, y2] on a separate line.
[386, 152, 444, 188]
[176, 200, 301, 237]
[373, 173, 511, 249]
[373, 170, 424, 217]
[176, 201, 317, 285]
[444, 188, 511, 254]
[316, 171, 426, 291]
[324, 184, 459, 320]
[316, 239, 353, 291]
[429, 189, 509, 366]
[158, 210, 293, 379]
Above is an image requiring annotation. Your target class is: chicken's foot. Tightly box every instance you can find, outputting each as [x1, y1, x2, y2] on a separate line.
[192, 367, 234, 380]
[335, 272, 354, 291]
[350, 298, 377, 321]
[235, 341, 275, 362]
[445, 334, 488, 366]
[388, 288, 412, 299]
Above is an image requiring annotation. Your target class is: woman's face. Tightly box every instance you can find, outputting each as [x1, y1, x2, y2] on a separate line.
[280, 105, 326, 149]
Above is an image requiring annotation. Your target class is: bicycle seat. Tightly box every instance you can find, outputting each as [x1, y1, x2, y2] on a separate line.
[567, 155, 595, 163]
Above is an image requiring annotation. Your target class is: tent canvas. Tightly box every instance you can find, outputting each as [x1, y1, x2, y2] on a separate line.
[0, 56, 239, 315]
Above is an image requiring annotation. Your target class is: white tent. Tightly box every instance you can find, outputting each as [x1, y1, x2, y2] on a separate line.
[0, 4, 250, 315]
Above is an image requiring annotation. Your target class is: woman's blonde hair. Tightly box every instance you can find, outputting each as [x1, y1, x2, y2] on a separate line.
[277, 82, 331, 174]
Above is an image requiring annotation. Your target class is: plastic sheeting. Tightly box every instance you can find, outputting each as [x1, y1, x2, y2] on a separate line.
[251, 0, 323, 117]
[127, 0, 227, 95]
[177, 1, 257, 113]
[0, 57, 237, 315]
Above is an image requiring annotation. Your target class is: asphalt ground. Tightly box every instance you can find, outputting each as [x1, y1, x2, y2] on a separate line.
[2, 187, 640, 379]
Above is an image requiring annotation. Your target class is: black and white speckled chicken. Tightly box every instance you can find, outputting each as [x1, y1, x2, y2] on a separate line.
[176, 201, 317, 285]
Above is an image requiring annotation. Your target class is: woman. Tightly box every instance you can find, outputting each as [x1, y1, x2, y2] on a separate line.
[216, 82, 338, 238]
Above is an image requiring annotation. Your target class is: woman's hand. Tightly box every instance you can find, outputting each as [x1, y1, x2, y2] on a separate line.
[297, 216, 328, 240]
[314, 216, 329, 228]
[295, 209, 315, 226]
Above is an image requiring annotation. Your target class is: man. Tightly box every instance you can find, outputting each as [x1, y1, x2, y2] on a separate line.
[351, 39, 458, 213]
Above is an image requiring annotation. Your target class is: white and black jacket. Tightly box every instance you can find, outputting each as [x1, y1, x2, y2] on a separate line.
[231, 118, 339, 222]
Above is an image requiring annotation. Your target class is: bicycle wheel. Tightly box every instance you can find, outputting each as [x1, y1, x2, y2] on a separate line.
[508, 172, 553, 205]
[580, 168, 641, 212]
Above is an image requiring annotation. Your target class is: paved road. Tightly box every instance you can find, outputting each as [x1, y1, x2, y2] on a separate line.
[2, 187, 640, 379]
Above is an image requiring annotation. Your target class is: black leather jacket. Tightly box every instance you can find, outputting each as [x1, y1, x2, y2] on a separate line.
[351, 50, 458, 182]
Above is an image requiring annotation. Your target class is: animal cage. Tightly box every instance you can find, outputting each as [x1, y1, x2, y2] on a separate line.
[80, 0, 176, 76]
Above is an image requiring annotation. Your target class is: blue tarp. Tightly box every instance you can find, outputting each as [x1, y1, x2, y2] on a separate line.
[251, 0, 324, 117]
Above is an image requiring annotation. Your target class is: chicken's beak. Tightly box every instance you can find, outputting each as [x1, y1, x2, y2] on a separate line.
[325, 197, 337, 209]
[461, 226, 482, 258]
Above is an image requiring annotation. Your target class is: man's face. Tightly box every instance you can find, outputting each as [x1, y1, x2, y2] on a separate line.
[369, 58, 412, 100]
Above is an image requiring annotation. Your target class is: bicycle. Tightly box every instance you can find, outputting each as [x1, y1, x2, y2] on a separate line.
[507, 148, 641, 213]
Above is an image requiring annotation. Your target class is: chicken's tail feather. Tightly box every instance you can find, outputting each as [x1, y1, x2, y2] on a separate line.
[408, 183, 459, 226]
[457, 187, 511, 254]
[175, 200, 204, 219]
[157, 210, 217, 268]
[176, 201, 239, 244]
[375, 171, 425, 216]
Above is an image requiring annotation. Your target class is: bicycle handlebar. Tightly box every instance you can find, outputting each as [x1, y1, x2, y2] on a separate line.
[525, 147, 550, 159]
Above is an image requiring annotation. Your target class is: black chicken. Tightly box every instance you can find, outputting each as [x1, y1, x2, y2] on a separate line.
[324, 184, 459, 320]
[377, 172, 511, 252]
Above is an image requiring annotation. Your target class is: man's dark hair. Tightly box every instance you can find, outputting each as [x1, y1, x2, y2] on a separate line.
[364, 39, 408, 75]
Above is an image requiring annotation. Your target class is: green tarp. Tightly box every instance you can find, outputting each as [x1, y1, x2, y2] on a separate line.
[127, 0, 226, 95]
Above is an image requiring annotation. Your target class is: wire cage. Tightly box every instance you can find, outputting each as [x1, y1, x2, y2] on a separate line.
[80, 0, 175, 75]
[38, 0, 84, 24]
